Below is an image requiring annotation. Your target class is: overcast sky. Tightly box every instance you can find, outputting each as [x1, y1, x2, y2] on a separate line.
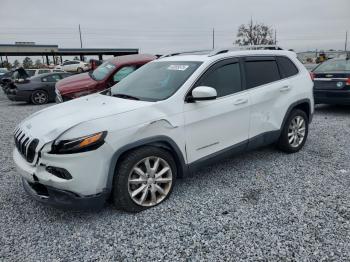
[0, 0, 349, 55]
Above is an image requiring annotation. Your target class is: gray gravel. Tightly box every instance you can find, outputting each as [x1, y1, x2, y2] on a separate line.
[1, 90, 350, 261]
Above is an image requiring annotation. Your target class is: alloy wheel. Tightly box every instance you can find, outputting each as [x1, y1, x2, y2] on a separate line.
[33, 91, 48, 104]
[288, 115, 306, 147]
[128, 156, 173, 207]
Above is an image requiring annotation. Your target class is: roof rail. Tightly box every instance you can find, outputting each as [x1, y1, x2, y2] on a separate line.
[208, 45, 284, 57]
[160, 49, 212, 58]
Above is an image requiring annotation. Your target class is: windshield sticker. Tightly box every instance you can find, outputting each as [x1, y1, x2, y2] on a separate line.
[167, 65, 189, 71]
[106, 64, 115, 69]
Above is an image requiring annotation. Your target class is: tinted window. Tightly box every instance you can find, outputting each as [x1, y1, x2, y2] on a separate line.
[245, 60, 280, 88]
[113, 66, 136, 82]
[42, 74, 61, 82]
[91, 61, 116, 81]
[26, 70, 36, 77]
[313, 59, 350, 73]
[198, 63, 241, 97]
[277, 56, 298, 78]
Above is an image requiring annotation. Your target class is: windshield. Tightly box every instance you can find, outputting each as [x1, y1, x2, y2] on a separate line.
[0, 68, 8, 73]
[91, 61, 116, 81]
[314, 59, 350, 73]
[110, 61, 202, 101]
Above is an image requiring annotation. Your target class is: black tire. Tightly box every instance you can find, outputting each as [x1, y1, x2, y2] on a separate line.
[77, 67, 83, 73]
[112, 146, 177, 213]
[31, 90, 49, 105]
[278, 109, 309, 153]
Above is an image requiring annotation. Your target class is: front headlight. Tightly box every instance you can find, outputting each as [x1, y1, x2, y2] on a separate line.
[50, 131, 107, 154]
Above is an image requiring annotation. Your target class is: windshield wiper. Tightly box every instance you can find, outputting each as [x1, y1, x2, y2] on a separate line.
[112, 93, 140, 100]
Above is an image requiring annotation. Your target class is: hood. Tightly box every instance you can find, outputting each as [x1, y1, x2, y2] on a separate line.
[56, 72, 96, 95]
[18, 94, 150, 145]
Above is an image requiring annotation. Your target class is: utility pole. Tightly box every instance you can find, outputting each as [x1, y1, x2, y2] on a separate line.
[212, 28, 215, 49]
[345, 30, 348, 52]
[274, 30, 277, 45]
[79, 24, 83, 48]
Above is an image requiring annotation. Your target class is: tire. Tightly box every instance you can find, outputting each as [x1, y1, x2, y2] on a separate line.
[278, 109, 309, 153]
[112, 146, 177, 212]
[31, 90, 49, 105]
[77, 67, 83, 73]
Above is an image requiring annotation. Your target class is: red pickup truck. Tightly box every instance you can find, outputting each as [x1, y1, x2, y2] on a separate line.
[55, 54, 156, 102]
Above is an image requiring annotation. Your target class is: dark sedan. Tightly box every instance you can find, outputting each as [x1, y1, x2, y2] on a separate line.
[5, 72, 71, 105]
[312, 57, 350, 105]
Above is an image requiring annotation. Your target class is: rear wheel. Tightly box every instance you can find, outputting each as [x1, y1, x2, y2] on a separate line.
[31, 90, 49, 105]
[278, 109, 308, 153]
[112, 146, 176, 212]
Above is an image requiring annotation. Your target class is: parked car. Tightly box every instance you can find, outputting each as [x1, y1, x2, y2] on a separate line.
[13, 49, 313, 212]
[311, 57, 350, 105]
[5, 72, 71, 104]
[55, 60, 90, 73]
[26, 68, 65, 77]
[0, 67, 8, 76]
[55, 54, 156, 102]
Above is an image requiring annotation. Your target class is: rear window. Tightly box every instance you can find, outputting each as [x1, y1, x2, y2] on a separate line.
[245, 59, 280, 89]
[313, 59, 350, 73]
[277, 56, 298, 78]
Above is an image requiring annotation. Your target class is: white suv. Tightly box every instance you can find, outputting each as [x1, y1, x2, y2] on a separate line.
[13, 49, 314, 212]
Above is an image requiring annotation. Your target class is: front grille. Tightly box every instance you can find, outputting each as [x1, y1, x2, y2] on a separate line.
[14, 128, 39, 163]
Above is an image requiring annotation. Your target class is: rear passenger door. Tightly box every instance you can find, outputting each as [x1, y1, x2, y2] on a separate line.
[184, 58, 250, 163]
[244, 56, 296, 139]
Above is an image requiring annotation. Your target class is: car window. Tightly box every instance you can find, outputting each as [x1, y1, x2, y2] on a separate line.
[41, 74, 61, 82]
[91, 61, 116, 81]
[197, 62, 242, 97]
[53, 69, 63, 72]
[245, 59, 281, 88]
[110, 61, 202, 101]
[113, 66, 136, 82]
[26, 70, 36, 77]
[313, 59, 350, 73]
[38, 69, 50, 74]
[277, 56, 299, 78]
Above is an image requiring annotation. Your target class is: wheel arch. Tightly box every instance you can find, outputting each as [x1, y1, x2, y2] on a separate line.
[106, 136, 187, 195]
[281, 99, 313, 129]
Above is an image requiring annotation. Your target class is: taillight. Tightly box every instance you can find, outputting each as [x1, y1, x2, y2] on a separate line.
[346, 78, 350, 86]
[309, 72, 315, 81]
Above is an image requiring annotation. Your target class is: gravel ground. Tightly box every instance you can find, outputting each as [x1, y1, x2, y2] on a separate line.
[0, 90, 350, 261]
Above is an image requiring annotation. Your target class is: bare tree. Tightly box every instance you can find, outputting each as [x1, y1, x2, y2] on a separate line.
[235, 19, 275, 46]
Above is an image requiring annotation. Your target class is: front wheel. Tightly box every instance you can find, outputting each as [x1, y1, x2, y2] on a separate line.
[278, 109, 309, 153]
[112, 146, 177, 212]
[31, 90, 49, 105]
[77, 67, 83, 73]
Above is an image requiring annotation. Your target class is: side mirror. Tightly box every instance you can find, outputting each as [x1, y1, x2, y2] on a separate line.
[187, 86, 217, 102]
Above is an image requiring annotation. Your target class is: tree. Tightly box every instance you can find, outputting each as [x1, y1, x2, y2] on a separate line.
[22, 57, 33, 69]
[13, 59, 20, 68]
[235, 19, 275, 46]
[1, 61, 12, 70]
[35, 59, 43, 68]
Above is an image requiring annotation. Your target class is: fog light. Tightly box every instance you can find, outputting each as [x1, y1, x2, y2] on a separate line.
[46, 166, 72, 180]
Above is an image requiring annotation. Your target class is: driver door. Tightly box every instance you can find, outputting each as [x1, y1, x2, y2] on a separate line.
[184, 58, 251, 163]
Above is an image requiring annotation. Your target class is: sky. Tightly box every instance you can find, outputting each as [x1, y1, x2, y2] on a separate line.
[0, 0, 349, 59]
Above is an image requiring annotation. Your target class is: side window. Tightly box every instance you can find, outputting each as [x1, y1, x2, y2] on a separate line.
[277, 56, 298, 78]
[113, 66, 136, 82]
[38, 69, 50, 74]
[42, 74, 61, 82]
[245, 59, 280, 89]
[197, 62, 242, 97]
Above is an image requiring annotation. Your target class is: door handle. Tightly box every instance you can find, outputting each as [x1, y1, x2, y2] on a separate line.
[234, 98, 248, 105]
[280, 86, 291, 92]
